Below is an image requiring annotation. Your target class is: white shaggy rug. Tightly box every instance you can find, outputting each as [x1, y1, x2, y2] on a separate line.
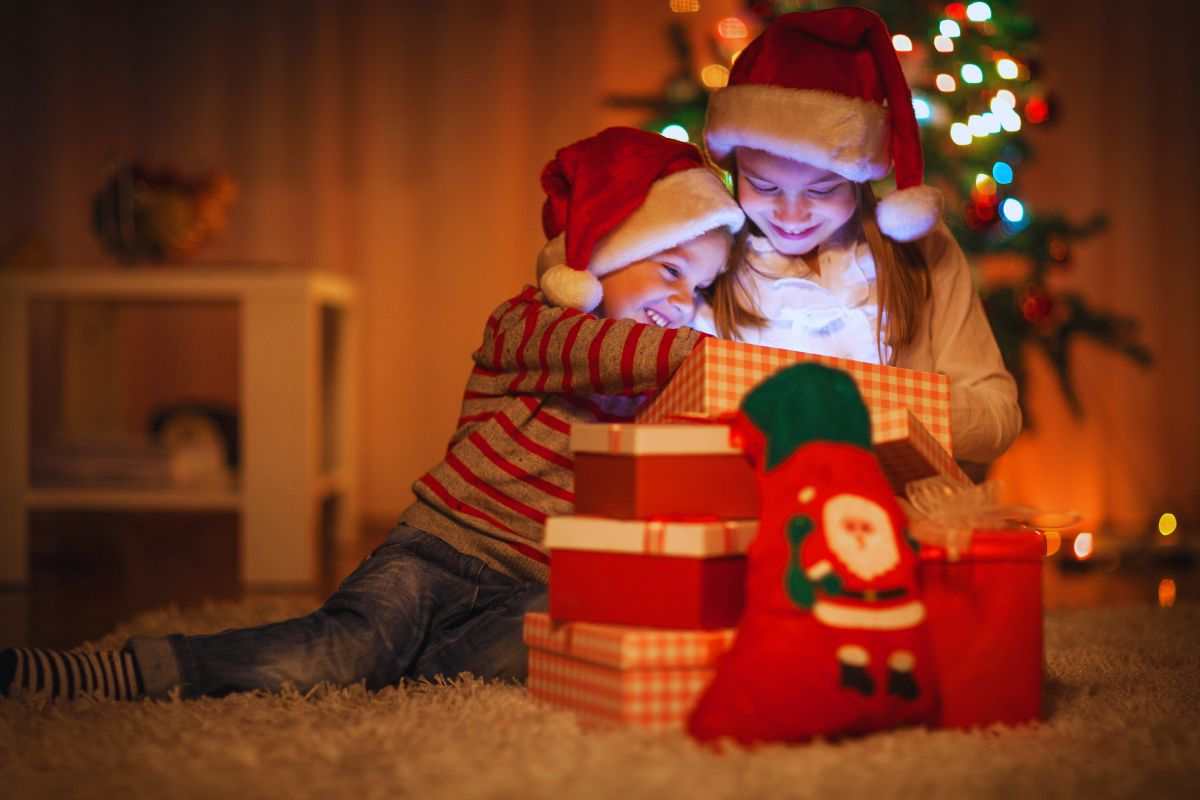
[2, 597, 1198, 800]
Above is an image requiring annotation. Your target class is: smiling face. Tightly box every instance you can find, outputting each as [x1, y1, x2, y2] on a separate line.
[734, 147, 859, 257]
[597, 228, 731, 328]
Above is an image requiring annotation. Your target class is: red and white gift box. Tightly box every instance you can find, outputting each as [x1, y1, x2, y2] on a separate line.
[570, 416, 967, 521]
[545, 516, 757, 629]
[919, 529, 1046, 729]
[524, 611, 735, 730]
[637, 337, 954, 454]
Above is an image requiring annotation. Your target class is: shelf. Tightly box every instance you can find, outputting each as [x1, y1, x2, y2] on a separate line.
[26, 486, 242, 512]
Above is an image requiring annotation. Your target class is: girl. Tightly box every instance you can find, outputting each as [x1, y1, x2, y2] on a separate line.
[2, 128, 744, 701]
[694, 7, 1021, 467]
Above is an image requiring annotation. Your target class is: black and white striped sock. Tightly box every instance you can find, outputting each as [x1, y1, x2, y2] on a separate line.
[0, 647, 144, 701]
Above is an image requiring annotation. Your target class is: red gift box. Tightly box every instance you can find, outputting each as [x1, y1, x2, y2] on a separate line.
[524, 611, 735, 730]
[546, 516, 757, 629]
[919, 529, 1046, 729]
[570, 416, 968, 521]
[636, 337, 953, 454]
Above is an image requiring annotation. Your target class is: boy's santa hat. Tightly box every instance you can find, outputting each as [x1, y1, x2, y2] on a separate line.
[537, 127, 745, 312]
[705, 7, 942, 242]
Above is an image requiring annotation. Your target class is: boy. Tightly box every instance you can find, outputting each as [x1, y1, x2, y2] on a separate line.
[2, 127, 744, 700]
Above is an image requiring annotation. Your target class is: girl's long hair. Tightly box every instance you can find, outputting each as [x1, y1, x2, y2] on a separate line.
[706, 173, 931, 364]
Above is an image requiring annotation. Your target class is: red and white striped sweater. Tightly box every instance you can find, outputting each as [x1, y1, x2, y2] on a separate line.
[398, 286, 705, 584]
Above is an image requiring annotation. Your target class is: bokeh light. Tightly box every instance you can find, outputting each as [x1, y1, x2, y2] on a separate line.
[992, 161, 1014, 184]
[961, 63, 984, 84]
[1158, 512, 1178, 536]
[950, 122, 972, 145]
[934, 35, 954, 53]
[967, 2, 992, 22]
[1073, 532, 1094, 560]
[997, 58, 1019, 79]
[936, 73, 958, 92]
[1158, 578, 1177, 608]
[940, 19, 962, 37]
[717, 16, 748, 39]
[670, 0, 701, 13]
[912, 96, 933, 121]
[660, 124, 689, 142]
[893, 34, 914, 52]
[700, 64, 730, 88]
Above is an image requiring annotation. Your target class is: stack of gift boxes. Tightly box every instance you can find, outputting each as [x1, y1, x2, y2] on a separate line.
[525, 338, 1045, 732]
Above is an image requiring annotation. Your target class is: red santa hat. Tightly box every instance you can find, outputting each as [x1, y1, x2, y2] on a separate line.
[537, 127, 745, 312]
[704, 7, 942, 243]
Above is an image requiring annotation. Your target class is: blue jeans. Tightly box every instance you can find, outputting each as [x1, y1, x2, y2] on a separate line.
[128, 525, 547, 698]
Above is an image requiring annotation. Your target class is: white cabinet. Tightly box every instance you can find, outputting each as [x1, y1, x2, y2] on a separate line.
[1, 268, 358, 588]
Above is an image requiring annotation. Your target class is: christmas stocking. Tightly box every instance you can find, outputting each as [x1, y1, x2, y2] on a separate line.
[688, 363, 938, 745]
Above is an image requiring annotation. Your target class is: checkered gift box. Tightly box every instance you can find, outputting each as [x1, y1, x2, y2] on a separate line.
[524, 612, 734, 730]
[872, 408, 970, 493]
[638, 338, 953, 454]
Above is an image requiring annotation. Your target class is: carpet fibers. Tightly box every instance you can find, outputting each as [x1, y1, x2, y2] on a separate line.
[2, 598, 1198, 799]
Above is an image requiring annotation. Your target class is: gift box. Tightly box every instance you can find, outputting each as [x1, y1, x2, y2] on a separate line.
[918, 529, 1046, 729]
[546, 516, 757, 629]
[637, 337, 953, 454]
[571, 416, 967, 520]
[524, 611, 735, 730]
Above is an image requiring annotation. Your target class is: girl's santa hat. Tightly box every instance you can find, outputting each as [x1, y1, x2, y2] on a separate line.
[705, 7, 942, 242]
[537, 127, 745, 312]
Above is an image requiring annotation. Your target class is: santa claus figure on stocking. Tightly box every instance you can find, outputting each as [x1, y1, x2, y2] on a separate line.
[688, 363, 938, 745]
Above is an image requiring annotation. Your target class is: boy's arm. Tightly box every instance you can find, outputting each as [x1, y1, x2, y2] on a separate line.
[472, 287, 705, 396]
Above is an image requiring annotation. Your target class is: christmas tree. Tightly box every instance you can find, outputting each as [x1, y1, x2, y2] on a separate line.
[612, 0, 1151, 421]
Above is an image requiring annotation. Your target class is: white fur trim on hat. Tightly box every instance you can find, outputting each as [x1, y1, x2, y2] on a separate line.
[540, 261, 603, 312]
[588, 167, 745, 278]
[705, 84, 890, 182]
[875, 185, 943, 242]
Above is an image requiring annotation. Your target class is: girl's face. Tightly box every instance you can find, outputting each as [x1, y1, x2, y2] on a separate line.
[598, 228, 730, 327]
[734, 147, 858, 256]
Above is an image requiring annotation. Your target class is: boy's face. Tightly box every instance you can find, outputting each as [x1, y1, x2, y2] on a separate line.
[735, 147, 858, 257]
[597, 228, 729, 327]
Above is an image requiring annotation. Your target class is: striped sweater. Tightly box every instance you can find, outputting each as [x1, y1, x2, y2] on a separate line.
[398, 286, 705, 584]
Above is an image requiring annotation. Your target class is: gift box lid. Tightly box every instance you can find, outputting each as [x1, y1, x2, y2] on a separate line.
[919, 529, 1047, 563]
[636, 337, 953, 453]
[544, 516, 757, 557]
[523, 612, 734, 669]
[570, 423, 740, 455]
[872, 408, 970, 490]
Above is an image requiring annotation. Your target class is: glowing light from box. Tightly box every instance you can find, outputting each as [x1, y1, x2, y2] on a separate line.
[670, 0, 701, 12]
[1158, 512, 1178, 536]
[934, 35, 954, 53]
[950, 122, 972, 146]
[961, 63, 984, 84]
[661, 124, 689, 142]
[1044, 530, 1062, 557]
[701, 64, 730, 88]
[997, 58, 1019, 79]
[936, 73, 957, 92]
[913, 96, 932, 122]
[992, 161, 1014, 184]
[717, 17, 748, 39]
[1073, 532, 1094, 560]
[893, 34, 914, 52]
[1158, 578, 1177, 608]
[940, 19, 962, 37]
[1001, 197, 1025, 223]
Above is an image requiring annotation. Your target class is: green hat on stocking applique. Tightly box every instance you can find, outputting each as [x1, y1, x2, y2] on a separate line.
[737, 363, 871, 471]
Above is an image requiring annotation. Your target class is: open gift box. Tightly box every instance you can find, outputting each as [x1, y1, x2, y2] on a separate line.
[919, 529, 1046, 729]
[524, 611, 735, 730]
[636, 337, 954, 454]
[546, 516, 757, 629]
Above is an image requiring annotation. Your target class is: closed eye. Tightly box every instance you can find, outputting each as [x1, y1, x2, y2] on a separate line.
[660, 264, 682, 280]
[745, 177, 778, 193]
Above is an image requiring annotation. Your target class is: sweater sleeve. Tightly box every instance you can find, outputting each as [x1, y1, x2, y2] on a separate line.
[471, 287, 705, 396]
[920, 227, 1022, 464]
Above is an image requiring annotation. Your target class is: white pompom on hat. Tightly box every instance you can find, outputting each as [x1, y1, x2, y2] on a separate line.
[537, 127, 745, 311]
[704, 7, 942, 242]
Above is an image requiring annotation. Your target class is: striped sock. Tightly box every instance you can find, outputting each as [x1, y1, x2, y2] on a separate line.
[0, 647, 144, 701]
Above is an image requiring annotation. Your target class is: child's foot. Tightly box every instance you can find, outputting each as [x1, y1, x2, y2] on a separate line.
[0, 646, 144, 701]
